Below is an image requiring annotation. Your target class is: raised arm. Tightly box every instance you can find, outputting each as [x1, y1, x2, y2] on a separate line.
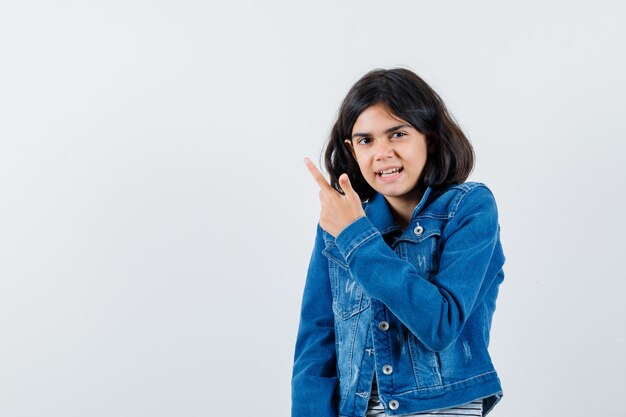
[334, 186, 506, 352]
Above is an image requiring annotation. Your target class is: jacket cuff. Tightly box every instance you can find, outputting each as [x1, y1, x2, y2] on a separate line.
[335, 216, 380, 261]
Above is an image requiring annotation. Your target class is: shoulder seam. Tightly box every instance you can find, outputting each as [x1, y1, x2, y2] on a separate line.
[449, 183, 493, 219]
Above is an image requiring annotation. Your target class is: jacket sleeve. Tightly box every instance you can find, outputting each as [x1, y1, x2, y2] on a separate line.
[334, 186, 505, 352]
[291, 223, 338, 417]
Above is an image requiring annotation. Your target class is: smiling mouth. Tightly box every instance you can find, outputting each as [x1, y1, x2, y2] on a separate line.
[377, 167, 403, 177]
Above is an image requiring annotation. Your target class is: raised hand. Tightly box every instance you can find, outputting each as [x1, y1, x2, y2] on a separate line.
[303, 157, 366, 238]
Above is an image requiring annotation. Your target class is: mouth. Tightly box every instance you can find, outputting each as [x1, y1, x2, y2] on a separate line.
[376, 167, 404, 178]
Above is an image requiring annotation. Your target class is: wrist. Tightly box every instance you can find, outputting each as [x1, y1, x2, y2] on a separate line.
[336, 215, 365, 239]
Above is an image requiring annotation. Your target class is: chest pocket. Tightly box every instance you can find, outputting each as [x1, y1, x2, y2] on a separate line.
[403, 220, 443, 279]
[322, 242, 370, 320]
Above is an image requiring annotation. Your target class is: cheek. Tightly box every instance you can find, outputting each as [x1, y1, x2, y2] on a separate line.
[408, 148, 428, 166]
[353, 154, 372, 176]
[358, 164, 373, 179]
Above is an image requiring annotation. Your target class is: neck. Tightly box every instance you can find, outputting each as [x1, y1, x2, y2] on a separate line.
[384, 185, 425, 230]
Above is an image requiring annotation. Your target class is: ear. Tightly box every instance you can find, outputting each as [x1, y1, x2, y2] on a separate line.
[344, 139, 355, 157]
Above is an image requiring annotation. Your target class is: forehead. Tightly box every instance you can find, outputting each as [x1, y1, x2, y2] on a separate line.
[352, 103, 411, 133]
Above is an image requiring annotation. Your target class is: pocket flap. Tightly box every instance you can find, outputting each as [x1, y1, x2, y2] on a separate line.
[415, 229, 441, 243]
[322, 242, 349, 270]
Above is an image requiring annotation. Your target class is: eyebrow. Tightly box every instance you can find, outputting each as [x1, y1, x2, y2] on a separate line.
[351, 124, 412, 140]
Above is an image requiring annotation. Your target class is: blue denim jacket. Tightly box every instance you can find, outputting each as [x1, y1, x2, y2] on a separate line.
[292, 182, 506, 417]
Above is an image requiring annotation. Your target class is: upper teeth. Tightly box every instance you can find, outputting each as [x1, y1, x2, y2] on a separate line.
[380, 168, 400, 175]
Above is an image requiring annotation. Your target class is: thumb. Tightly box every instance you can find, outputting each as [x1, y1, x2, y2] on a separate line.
[339, 173, 358, 198]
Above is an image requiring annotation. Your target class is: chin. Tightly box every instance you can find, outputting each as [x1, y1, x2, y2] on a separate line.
[375, 188, 411, 198]
[375, 183, 421, 198]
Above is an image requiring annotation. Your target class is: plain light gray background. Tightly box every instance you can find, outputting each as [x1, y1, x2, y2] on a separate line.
[1, 1, 625, 416]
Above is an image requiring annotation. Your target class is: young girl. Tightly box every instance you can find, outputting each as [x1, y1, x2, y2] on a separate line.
[292, 68, 506, 417]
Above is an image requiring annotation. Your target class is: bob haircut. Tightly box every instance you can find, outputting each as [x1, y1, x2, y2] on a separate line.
[324, 68, 475, 201]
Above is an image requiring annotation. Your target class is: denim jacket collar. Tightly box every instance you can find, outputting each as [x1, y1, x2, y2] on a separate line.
[363, 186, 434, 236]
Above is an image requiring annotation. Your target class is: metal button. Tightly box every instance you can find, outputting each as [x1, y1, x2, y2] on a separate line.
[389, 399, 399, 410]
[378, 321, 390, 331]
[382, 364, 393, 375]
[413, 224, 424, 236]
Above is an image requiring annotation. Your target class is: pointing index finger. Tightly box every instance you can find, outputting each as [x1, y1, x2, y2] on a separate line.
[303, 157, 333, 192]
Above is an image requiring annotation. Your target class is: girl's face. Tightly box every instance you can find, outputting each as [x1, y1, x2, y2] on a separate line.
[344, 103, 429, 205]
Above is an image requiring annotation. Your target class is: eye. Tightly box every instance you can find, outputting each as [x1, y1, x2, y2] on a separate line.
[356, 137, 371, 145]
[391, 131, 407, 138]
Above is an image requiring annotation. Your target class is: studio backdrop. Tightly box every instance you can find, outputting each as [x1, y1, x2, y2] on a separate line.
[0, 1, 624, 416]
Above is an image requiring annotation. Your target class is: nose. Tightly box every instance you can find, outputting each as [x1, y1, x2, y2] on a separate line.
[373, 138, 394, 161]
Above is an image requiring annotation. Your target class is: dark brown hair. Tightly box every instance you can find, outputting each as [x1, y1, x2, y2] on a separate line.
[323, 68, 474, 201]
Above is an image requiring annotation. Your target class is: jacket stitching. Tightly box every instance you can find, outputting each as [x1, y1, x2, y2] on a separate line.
[344, 230, 380, 260]
[392, 370, 498, 395]
[338, 308, 363, 410]
[449, 183, 488, 219]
